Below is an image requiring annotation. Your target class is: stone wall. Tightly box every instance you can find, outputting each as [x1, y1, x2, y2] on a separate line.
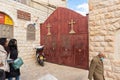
[89, 0, 120, 80]
[30, 0, 67, 17]
[0, 0, 66, 75]
[31, 0, 67, 7]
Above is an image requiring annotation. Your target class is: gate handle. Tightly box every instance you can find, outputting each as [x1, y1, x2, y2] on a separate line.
[53, 48, 55, 50]
[78, 49, 81, 52]
[65, 49, 68, 51]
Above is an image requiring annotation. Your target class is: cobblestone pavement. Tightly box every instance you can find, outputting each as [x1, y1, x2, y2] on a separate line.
[20, 62, 89, 80]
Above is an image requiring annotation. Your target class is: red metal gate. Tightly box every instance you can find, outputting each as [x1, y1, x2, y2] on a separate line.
[40, 7, 88, 69]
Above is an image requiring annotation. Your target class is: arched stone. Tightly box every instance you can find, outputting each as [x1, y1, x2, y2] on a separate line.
[0, 10, 16, 26]
[24, 22, 38, 30]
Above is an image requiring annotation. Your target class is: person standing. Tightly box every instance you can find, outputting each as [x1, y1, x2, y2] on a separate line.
[0, 38, 9, 80]
[88, 52, 106, 80]
[6, 39, 20, 80]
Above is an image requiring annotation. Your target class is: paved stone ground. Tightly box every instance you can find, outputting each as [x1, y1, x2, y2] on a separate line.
[20, 62, 89, 80]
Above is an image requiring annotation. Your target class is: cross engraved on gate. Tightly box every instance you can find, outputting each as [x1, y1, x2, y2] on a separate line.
[69, 19, 76, 34]
[46, 23, 51, 35]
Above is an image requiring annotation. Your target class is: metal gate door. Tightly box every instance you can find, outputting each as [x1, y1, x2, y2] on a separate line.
[40, 7, 89, 69]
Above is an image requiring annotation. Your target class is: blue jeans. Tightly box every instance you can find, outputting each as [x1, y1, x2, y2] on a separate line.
[8, 76, 20, 80]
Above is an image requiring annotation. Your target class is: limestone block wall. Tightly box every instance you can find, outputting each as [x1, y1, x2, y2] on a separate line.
[89, 0, 120, 80]
[30, 0, 67, 17]
[0, 0, 66, 73]
[32, 0, 67, 7]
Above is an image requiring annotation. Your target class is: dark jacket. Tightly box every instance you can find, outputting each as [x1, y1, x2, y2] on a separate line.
[6, 47, 20, 78]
